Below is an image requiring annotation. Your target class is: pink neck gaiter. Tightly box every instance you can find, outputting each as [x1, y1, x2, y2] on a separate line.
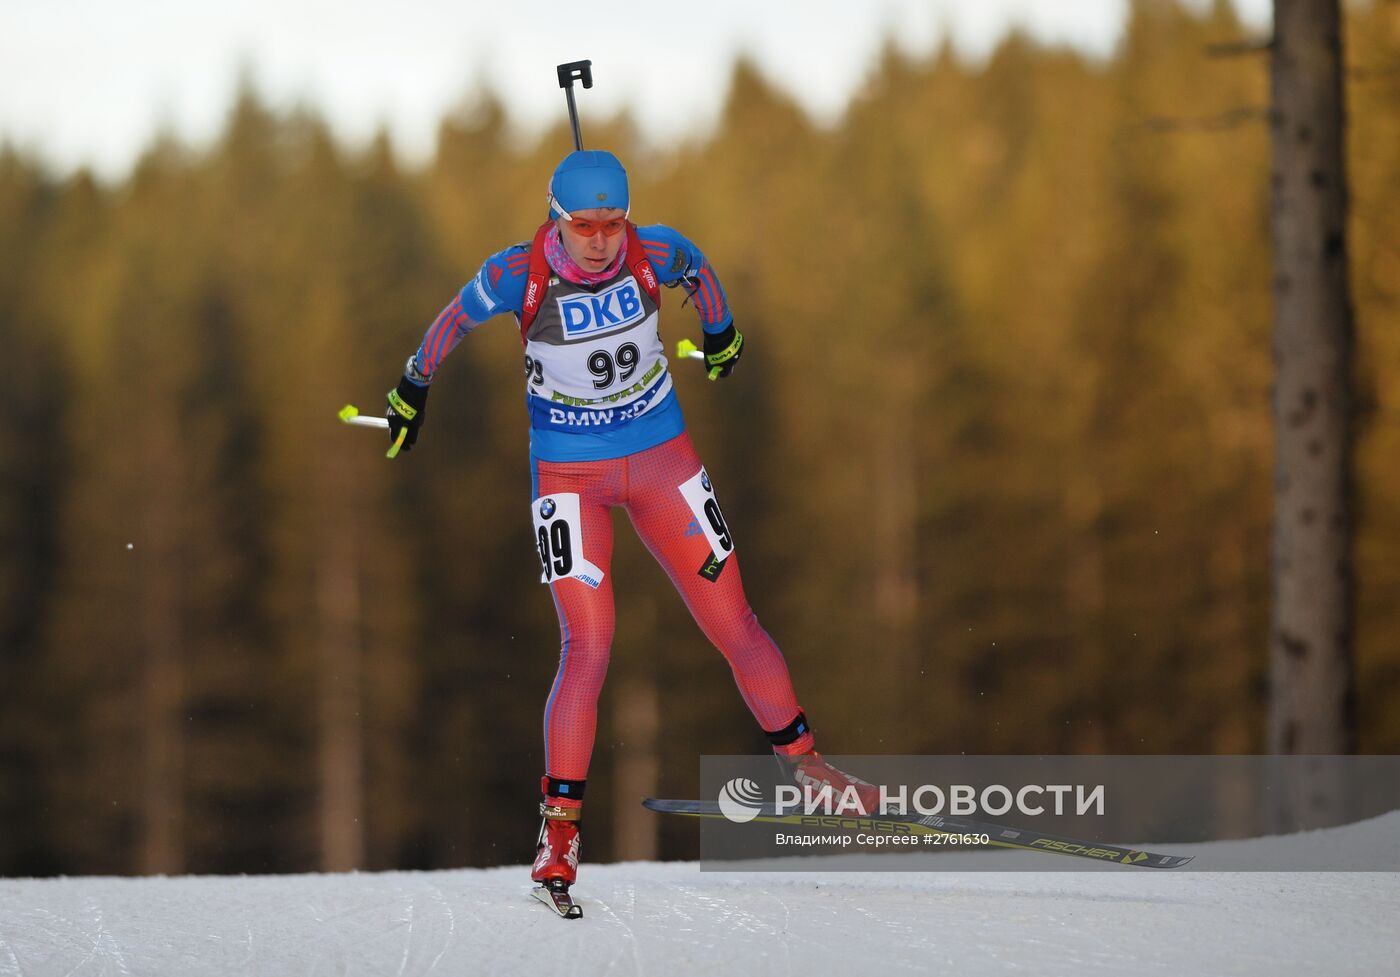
[544, 225, 628, 286]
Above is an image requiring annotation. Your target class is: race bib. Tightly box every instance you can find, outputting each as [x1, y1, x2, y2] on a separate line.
[531, 493, 605, 589]
[678, 467, 734, 562]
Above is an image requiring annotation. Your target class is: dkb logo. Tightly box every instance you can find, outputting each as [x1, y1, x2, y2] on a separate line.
[558, 279, 645, 340]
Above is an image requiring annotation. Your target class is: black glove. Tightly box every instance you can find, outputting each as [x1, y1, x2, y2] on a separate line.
[704, 322, 744, 381]
[385, 373, 429, 454]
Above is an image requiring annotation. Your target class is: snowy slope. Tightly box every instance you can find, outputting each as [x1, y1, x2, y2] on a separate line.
[2, 814, 1398, 977]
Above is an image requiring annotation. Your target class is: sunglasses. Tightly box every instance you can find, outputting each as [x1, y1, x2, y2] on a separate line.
[562, 216, 627, 238]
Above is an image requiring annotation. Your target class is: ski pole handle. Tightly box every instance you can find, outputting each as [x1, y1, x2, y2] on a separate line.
[338, 404, 407, 458]
[675, 338, 704, 361]
[675, 338, 726, 380]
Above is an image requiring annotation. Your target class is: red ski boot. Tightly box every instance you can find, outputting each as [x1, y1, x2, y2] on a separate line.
[777, 750, 883, 816]
[531, 811, 581, 886]
[530, 777, 584, 919]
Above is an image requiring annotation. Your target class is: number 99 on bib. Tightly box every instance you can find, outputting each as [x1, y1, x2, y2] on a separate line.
[531, 493, 606, 589]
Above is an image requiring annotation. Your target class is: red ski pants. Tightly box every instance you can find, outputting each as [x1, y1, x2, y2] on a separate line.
[530, 432, 802, 782]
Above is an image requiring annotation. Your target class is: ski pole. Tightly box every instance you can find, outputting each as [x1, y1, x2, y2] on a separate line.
[556, 61, 593, 152]
[338, 404, 407, 459]
[675, 339, 725, 382]
[676, 338, 704, 361]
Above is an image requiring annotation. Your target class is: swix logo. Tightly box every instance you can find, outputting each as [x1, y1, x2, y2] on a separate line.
[636, 262, 658, 292]
[525, 279, 541, 310]
[559, 279, 645, 339]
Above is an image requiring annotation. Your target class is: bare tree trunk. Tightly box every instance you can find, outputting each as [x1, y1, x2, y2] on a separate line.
[1064, 470, 1107, 752]
[611, 676, 660, 862]
[1267, 0, 1357, 756]
[316, 484, 365, 872]
[872, 369, 919, 729]
[140, 412, 184, 876]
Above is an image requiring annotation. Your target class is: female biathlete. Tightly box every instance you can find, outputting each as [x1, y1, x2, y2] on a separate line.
[385, 150, 876, 895]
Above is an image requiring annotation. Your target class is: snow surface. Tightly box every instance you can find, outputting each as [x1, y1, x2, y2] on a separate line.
[2, 814, 1398, 977]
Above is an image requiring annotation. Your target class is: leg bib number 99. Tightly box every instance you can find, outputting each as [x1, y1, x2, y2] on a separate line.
[678, 467, 734, 562]
[532, 493, 606, 589]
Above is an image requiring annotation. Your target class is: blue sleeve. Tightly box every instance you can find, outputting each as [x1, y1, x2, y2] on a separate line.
[634, 224, 733, 333]
[459, 243, 530, 321]
[411, 243, 530, 380]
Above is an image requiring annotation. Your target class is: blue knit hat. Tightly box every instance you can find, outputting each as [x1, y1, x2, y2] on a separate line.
[548, 150, 629, 219]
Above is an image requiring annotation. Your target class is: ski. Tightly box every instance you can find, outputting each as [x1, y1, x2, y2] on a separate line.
[642, 798, 1194, 869]
[530, 880, 584, 919]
